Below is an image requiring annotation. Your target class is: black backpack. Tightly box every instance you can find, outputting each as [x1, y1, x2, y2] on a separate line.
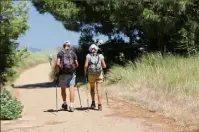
[60, 50, 75, 74]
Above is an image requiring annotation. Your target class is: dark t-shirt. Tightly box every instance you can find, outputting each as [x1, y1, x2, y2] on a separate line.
[57, 49, 77, 61]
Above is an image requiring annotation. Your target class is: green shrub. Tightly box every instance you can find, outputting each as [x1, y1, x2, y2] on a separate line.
[0, 89, 23, 120]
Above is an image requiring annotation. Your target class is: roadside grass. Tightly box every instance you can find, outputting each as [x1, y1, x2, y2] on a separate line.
[6, 49, 58, 91]
[105, 53, 199, 130]
[17, 49, 58, 73]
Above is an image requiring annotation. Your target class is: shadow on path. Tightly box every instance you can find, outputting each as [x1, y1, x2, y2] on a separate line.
[75, 107, 99, 111]
[14, 82, 56, 89]
[44, 109, 64, 112]
[13, 76, 87, 89]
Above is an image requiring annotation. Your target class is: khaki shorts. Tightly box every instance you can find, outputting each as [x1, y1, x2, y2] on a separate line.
[88, 72, 103, 83]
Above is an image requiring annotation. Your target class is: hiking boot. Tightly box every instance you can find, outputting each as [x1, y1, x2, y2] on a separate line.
[90, 101, 96, 109]
[98, 104, 102, 111]
[69, 106, 75, 112]
[62, 104, 68, 111]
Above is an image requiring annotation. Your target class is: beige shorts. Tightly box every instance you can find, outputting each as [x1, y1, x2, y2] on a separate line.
[88, 72, 103, 83]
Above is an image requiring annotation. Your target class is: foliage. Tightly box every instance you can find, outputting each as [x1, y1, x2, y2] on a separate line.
[0, 88, 23, 120]
[33, 0, 199, 57]
[0, 1, 29, 86]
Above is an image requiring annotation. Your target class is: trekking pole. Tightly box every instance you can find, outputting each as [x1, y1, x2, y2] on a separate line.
[50, 58, 59, 113]
[103, 72, 109, 105]
[105, 89, 109, 105]
[85, 75, 90, 111]
[56, 82, 58, 112]
[55, 74, 59, 112]
[76, 83, 82, 108]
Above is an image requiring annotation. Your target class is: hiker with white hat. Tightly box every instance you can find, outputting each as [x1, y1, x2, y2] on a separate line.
[84, 44, 106, 111]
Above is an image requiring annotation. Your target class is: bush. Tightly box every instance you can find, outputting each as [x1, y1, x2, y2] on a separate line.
[0, 89, 23, 120]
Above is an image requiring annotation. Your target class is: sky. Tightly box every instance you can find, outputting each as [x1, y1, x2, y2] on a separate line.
[17, 2, 108, 50]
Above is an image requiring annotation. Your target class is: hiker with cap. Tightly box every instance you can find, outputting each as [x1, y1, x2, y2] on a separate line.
[56, 41, 78, 112]
[84, 44, 106, 111]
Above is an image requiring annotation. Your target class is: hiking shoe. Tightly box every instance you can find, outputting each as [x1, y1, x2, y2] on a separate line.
[69, 106, 75, 112]
[98, 104, 102, 111]
[90, 101, 96, 109]
[62, 104, 68, 111]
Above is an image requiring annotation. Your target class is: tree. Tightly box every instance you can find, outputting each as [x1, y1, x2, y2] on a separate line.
[32, 0, 199, 57]
[0, 1, 29, 86]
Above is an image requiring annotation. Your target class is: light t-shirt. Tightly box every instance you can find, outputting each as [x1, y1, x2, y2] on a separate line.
[86, 54, 104, 61]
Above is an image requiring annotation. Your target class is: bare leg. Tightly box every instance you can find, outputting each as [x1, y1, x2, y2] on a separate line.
[69, 85, 75, 103]
[61, 87, 66, 101]
[90, 83, 95, 101]
[96, 82, 102, 105]
[61, 87, 68, 110]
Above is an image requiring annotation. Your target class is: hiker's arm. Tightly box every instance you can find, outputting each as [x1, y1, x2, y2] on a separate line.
[74, 60, 78, 68]
[73, 52, 78, 68]
[100, 54, 106, 68]
[56, 58, 61, 66]
[56, 52, 61, 66]
[101, 59, 106, 68]
[84, 58, 89, 74]
[54, 58, 60, 75]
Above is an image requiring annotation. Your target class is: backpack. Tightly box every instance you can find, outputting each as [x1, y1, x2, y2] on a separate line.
[88, 54, 102, 74]
[60, 50, 75, 74]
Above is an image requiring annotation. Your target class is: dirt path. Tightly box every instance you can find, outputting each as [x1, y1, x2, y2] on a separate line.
[1, 63, 185, 132]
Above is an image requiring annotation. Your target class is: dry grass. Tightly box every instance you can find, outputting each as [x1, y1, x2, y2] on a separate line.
[49, 59, 59, 81]
[17, 49, 58, 73]
[105, 53, 199, 130]
[7, 49, 58, 92]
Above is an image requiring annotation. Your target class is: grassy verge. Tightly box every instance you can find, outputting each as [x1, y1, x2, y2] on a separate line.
[6, 49, 58, 92]
[105, 53, 199, 130]
[17, 49, 58, 73]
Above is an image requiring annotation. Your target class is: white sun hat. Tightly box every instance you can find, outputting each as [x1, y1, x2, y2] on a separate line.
[63, 40, 70, 45]
[89, 44, 99, 53]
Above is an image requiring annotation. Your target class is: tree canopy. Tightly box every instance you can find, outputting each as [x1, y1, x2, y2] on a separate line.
[33, 0, 199, 57]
